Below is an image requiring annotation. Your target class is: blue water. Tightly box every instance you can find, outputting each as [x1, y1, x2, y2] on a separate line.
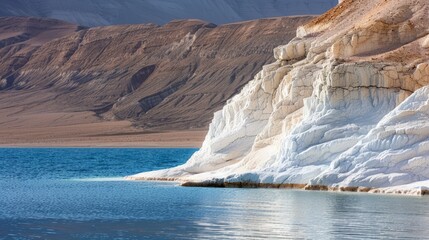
[1, 148, 429, 240]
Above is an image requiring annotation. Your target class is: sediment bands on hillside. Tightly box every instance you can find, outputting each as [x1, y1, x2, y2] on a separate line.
[0, 16, 312, 131]
[128, 0, 429, 195]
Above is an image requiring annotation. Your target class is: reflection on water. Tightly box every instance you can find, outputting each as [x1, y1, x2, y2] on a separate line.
[2, 181, 429, 239]
[1, 148, 429, 239]
[70, 177, 125, 181]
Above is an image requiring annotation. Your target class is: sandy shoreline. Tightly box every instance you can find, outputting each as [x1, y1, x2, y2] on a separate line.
[0, 132, 205, 148]
[0, 120, 206, 148]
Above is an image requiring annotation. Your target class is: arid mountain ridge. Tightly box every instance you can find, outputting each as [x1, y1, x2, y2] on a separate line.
[0, 16, 312, 146]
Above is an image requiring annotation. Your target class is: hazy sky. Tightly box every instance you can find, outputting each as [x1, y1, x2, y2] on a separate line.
[0, 0, 338, 26]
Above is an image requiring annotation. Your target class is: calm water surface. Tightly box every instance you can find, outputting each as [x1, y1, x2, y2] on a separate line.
[1, 148, 429, 239]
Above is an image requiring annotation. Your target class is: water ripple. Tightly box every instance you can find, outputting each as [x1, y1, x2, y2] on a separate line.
[1, 148, 429, 239]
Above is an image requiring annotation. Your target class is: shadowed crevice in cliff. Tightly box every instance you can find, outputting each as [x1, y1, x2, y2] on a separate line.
[138, 78, 188, 113]
[0, 33, 31, 48]
[61, 30, 88, 64]
[0, 75, 15, 90]
[126, 65, 156, 94]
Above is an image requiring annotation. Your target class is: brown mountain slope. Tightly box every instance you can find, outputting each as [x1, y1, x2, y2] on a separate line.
[0, 17, 82, 88]
[0, 16, 313, 146]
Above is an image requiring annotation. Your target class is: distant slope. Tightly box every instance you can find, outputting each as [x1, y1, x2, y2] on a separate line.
[0, 0, 336, 26]
[0, 16, 313, 146]
[0, 17, 82, 89]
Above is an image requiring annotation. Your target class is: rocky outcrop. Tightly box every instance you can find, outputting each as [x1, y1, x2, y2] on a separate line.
[0, 16, 313, 133]
[311, 86, 429, 192]
[128, 0, 429, 195]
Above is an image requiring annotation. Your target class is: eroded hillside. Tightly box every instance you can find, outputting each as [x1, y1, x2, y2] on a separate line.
[0, 16, 312, 146]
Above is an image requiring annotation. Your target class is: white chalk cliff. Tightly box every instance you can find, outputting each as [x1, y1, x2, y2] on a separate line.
[128, 0, 429, 195]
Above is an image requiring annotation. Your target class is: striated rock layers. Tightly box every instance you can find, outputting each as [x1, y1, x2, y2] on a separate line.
[0, 17, 81, 87]
[0, 16, 312, 132]
[128, 0, 429, 195]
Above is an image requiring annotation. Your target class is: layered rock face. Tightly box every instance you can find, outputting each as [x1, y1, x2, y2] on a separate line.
[129, 0, 429, 195]
[0, 16, 312, 133]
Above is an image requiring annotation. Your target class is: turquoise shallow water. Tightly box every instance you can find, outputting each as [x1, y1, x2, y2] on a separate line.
[1, 148, 429, 239]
